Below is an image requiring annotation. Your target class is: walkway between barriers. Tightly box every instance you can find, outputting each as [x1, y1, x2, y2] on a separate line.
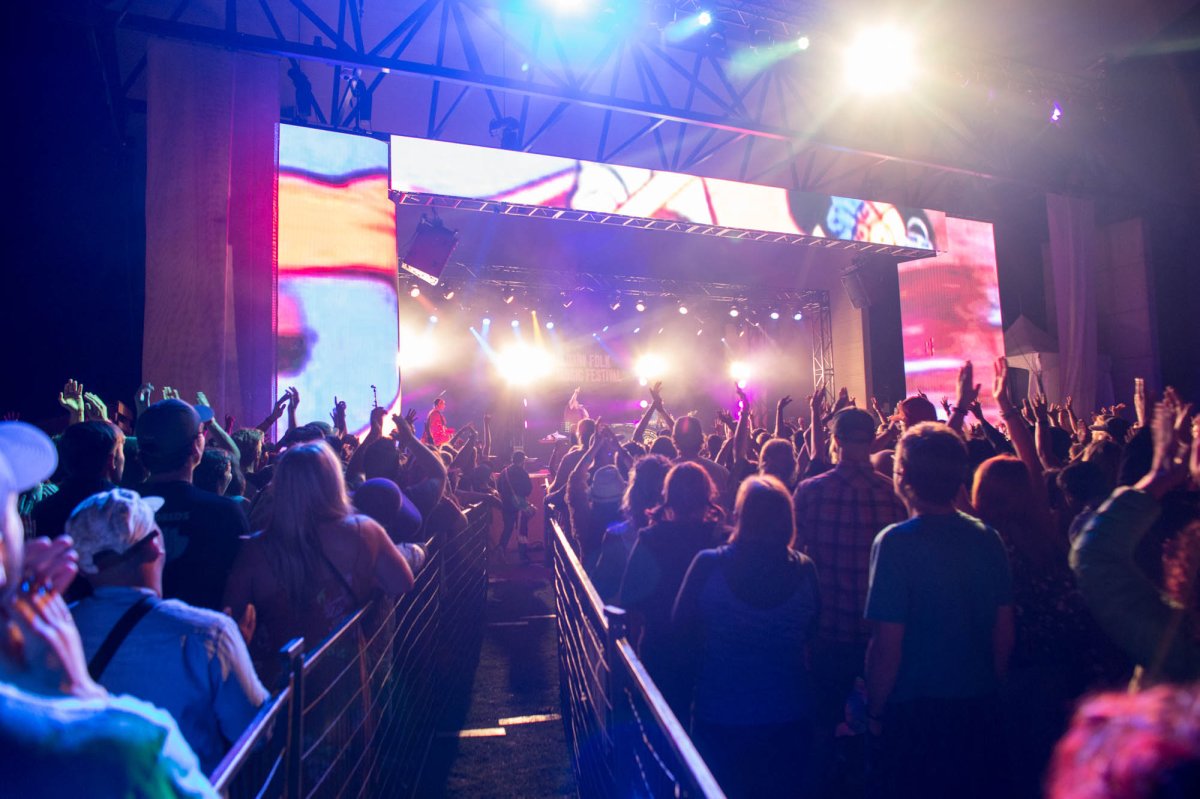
[419, 551, 577, 796]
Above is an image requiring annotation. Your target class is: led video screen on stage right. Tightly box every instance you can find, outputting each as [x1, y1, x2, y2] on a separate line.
[899, 217, 1005, 416]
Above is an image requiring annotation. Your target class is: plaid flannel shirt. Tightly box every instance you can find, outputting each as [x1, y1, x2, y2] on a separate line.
[793, 460, 907, 644]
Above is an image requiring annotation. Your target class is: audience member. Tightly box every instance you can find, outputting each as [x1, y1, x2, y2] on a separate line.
[673, 476, 819, 799]
[32, 421, 124, 538]
[498, 450, 534, 563]
[135, 399, 248, 610]
[864, 422, 1014, 799]
[67, 488, 268, 773]
[0, 421, 216, 797]
[223, 441, 415, 683]
[592, 454, 670, 602]
[567, 425, 626, 572]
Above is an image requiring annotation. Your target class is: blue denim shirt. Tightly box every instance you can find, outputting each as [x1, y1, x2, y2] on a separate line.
[71, 586, 268, 774]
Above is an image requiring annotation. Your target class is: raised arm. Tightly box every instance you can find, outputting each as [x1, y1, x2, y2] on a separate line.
[808, 387, 829, 466]
[993, 357, 1045, 498]
[393, 410, 447, 501]
[733, 385, 751, 465]
[196, 392, 238, 455]
[346, 407, 387, 482]
[774, 395, 792, 439]
[632, 382, 661, 445]
[947, 361, 981, 434]
[285, 386, 300, 431]
[482, 413, 492, 459]
[330, 396, 348, 438]
[256, 392, 290, 435]
[58, 379, 86, 425]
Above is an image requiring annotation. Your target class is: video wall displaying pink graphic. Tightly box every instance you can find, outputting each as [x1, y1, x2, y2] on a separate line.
[899, 217, 1005, 415]
[277, 125, 400, 433]
[389, 135, 945, 252]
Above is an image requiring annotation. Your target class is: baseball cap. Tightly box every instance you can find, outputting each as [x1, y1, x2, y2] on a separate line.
[135, 399, 214, 458]
[831, 408, 877, 443]
[0, 422, 58, 498]
[65, 488, 165, 574]
[353, 478, 424, 543]
[590, 465, 627, 503]
[1089, 415, 1132, 443]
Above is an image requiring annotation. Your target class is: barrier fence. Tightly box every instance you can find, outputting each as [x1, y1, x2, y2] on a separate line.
[210, 505, 489, 799]
[551, 518, 726, 799]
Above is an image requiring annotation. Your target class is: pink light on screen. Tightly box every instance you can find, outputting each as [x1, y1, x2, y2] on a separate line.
[898, 217, 1005, 418]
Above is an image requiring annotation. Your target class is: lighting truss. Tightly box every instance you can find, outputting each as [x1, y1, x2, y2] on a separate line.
[391, 191, 936, 258]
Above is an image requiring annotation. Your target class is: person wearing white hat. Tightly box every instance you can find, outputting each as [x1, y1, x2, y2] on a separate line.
[68, 488, 268, 774]
[0, 422, 216, 798]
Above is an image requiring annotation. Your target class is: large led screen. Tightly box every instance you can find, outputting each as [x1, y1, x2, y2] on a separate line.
[899, 217, 1005, 415]
[389, 135, 946, 253]
[278, 125, 400, 433]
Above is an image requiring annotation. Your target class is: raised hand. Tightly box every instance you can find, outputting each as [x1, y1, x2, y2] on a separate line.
[940, 396, 953, 416]
[1136, 393, 1192, 498]
[133, 383, 154, 416]
[832, 386, 852, 414]
[1032, 394, 1051, 423]
[286, 386, 300, 410]
[161, 386, 180, 401]
[1191, 414, 1200, 489]
[648, 381, 664, 408]
[330, 396, 347, 426]
[58, 379, 86, 423]
[404, 407, 418, 429]
[392, 411, 419, 440]
[22, 536, 80, 597]
[82, 392, 109, 422]
[954, 361, 981, 410]
[968, 400, 984, 420]
[777, 395, 793, 411]
[195, 391, 211, 408]
[368, 406, 388, 437]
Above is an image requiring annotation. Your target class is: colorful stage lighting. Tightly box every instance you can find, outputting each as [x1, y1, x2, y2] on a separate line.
[770, 311, 781, 320]
[678, 305, 689, 315]
[546, 321, 555, 330]
[729, 307, 740, 318]
[729, 361, 752, 385]
[635, 300, 646, 312]
[429, 315, 438, 323]
[409, 286, 421, 298]
[793, 312, 803, 321]
[496, 344, 554, 386]
[542, 0, 593, 15]
[511, 319, 520, 328]
[796, 35, 810, 51]
[845, 26, 915, 93]
[634, 353, 667, 380]
[698, 10, 712, 26]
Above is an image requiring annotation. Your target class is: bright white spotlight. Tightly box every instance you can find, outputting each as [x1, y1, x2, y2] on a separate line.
[542, 0, 593, 15]
[634, 353, 667, 381]
[496, 344, 554, 385]
[635, 300, 646, 312]
[678, 305, 689, 315]
[546, 321, 555, 330]
[793, 312, 803, 321]
[797, 35, 810, 51]
[698, 10, 712, 26]
[729, 361, 752, 385]
[429, 315, 438, 323]
[409, 286, 421, 298]
[770, 311, 780, 320]
[845, 26, 915, 93]
[729, 307, 740, 318]
[482, 317, 491, 326]
[640, 400, 650, 409]
[511, 319, 520, 328]
[398, 327, 435, 372]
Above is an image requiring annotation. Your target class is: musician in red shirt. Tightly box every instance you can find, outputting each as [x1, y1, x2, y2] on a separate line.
[423, 397, 454, 447]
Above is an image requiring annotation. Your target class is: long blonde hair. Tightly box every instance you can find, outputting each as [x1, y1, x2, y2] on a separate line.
[261, 441, 352, 605]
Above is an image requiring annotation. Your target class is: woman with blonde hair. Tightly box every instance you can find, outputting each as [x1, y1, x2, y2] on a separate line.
[224, 441, 415, 682]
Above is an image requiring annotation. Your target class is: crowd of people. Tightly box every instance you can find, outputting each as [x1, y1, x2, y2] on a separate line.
[2, 360, 1199, 798]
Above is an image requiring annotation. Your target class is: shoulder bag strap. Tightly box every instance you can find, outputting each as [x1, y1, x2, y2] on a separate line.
[87, 594, 160, 681]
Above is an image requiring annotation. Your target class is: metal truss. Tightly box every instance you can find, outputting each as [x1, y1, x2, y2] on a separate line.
[429, 261, 821, 308]
[804, 290, 834, 394]
[391, 191, 936, 258]
[93, 0, 1109, 215]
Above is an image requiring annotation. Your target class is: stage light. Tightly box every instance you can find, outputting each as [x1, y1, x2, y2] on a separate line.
[429, 315, 438, 323]
[610, 294, 622, 311]
[542, 0, 593, 15]
[441, 287, 456, 300]
[503, 292, 516, 304]
[633, 327, 640, 333]
[845, 26, 915, 93]
[602, 325, 610, 332]
[793, 312, 803, 321]
[797, 35, 810, 51]
[697, 328, 703, 336]
[770, 311, 780, 320]
[561, 292, 574, 309]
[729, 307, 740, 318]
[409, 286, 421, 298]
[398, 326, 435, 372]
[546, 321, 555, 330]
[482, 316, 492, 326]
[1051, 102, 1063, 123]
[698, 10, 712, 26]
[635, 300, 646, 312]
[511, 319, 520, 328]
[634, 353, 667, 380]
[678, 305, 689, 315]
[496, 344, 554, 386]
[730, 361, 752, 386]
[640, 400, 650, 409]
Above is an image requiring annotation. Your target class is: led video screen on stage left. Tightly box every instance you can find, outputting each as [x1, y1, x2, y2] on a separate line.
[278, 125, 399, 433]
[899, 217, 1005, 416]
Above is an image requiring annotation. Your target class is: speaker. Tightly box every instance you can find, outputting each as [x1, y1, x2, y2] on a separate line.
[399, 216, 458, 285]
[840, 266, 872, 309]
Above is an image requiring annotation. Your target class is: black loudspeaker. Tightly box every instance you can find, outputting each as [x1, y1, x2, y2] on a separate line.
[1005, 366, 1031, 403]
[840, 265, 872, 309]
[399, 215, 458, 285]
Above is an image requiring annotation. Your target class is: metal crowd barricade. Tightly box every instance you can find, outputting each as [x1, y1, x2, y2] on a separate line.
[211, 504, 489, 799]
[551, 517, 726, 799]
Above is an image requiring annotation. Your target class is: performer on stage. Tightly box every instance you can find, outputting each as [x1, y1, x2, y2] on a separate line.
[563, 387, 589, 437]
[423, 396, 454, 447]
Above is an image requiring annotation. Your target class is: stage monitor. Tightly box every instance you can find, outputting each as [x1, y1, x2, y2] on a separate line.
[399, 214, 459, 285]
[389, 135, 947, 255]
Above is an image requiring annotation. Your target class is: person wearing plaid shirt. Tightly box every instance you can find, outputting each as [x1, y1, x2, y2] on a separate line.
[793, 409, 906, 743]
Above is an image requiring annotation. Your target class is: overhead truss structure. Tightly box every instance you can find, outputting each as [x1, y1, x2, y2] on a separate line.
[94, 0, 1108, 215]
[391, 191, 937, 258]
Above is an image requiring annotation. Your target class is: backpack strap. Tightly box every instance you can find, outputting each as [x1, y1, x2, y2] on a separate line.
[87, 594, 159, 681]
